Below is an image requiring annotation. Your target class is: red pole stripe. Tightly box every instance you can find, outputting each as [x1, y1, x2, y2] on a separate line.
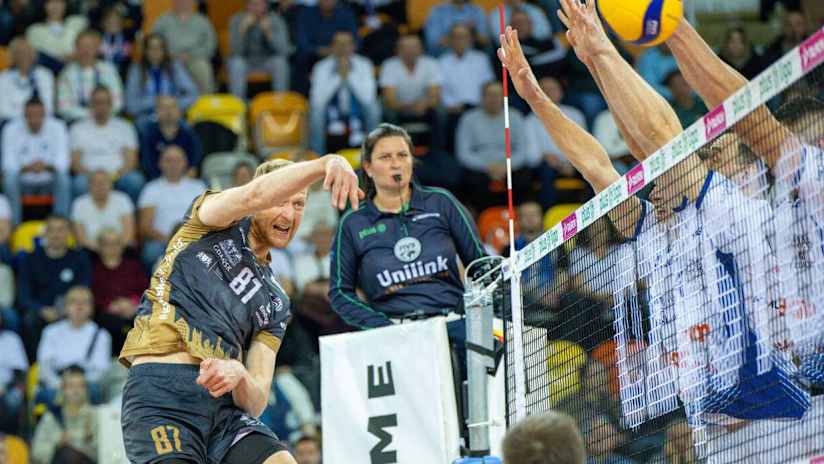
[499, 5, 517, 258]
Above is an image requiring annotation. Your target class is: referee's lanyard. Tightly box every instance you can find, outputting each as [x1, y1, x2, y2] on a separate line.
[77, 66, 101, 107]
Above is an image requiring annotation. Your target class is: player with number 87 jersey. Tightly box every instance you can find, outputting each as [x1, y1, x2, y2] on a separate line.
[118, 156, 363, 464]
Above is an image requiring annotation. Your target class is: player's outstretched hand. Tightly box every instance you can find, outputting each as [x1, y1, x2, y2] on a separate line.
[322, 155, 365, 210]
[197, 358, 245, 398]
[558, 0, 612, 67]
[497, 26, 545, 105]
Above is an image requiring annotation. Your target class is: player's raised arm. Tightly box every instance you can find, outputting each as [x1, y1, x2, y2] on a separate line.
[497, 26, 639, 236]
[498, 27, 619, 192]
[198, 155, 364, 228]
[557, 0, 682, 159]
[667, 19, 795, 168]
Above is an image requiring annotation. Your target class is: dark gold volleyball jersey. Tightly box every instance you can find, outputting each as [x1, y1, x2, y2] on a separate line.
[119, 192, 291, 366]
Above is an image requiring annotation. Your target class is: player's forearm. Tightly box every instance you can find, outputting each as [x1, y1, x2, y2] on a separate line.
[668, 19, 747, 109]
[232, 366, 268, 418]
[530, 95, 618, 192]
[588, 49, 682, 158]
[588, 63, 647, 160]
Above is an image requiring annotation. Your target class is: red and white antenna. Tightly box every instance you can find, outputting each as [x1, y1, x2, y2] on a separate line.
[498, 5, 516, 258]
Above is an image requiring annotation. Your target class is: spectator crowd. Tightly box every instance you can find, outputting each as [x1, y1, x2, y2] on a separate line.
[0, 0, 820, 462]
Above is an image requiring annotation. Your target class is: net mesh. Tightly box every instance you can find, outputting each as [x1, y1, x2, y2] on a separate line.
[501, 29, 824, 463]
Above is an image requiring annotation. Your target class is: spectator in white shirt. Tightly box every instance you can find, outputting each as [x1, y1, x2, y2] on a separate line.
[309, 31, 380, 155]
[69, 86, 143, 202]
[138, 145, 207, 268]
[36, 285, 111, 392]
[0, 38, 55, 122]
[57, 29, 124, 122]
[438, 24, 494, 113]
[71, 170, 136, 252]
[527, 76, 586, 207]
[24, 0, 88, 73]
[380, 34, 445, 148]
[0, 97, 71, 225]
[293, 223, 334, 292]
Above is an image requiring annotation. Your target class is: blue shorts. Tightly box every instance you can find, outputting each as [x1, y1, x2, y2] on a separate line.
[702, 330, 811, 420]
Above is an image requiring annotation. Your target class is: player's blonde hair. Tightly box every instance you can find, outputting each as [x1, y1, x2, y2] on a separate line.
[254, 158, 294, 178]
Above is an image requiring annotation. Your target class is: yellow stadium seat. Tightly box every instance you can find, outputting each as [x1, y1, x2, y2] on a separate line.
[543, 203, 581, 231]
[207, 0, 244, 37]
[338, 148, 361, 170]
[0, 47, 10, 71]
[142, 0, 173, 33]
[10, 221, 45, 254]
[5, 435, 29, 464]
[406, 0, 442, 31]
[250, 92, 308, 156]
[546, 340, 586, 406]
[554, 178, 587, 191]
[188, 94, 247, 135]
[26, 363, 38, 404]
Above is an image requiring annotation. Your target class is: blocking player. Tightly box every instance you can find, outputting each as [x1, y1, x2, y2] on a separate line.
[664, 15, 824, 389]
[118, 156, 362, 464]
[659, 15, 824, 461]
[500, 0, 810, 436]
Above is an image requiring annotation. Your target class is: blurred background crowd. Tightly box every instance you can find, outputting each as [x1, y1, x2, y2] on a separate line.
[0, 0, 821, 462]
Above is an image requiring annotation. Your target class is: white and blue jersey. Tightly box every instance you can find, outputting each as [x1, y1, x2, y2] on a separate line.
[623, 171, 809, 427]
[328, 184, 485, 328]
[773, 144, 824, 385]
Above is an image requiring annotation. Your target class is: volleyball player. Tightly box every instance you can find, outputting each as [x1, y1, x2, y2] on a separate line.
[502, 0, 811, 434]
[118, 156, 362, 464]
[661, 17, 824, 461]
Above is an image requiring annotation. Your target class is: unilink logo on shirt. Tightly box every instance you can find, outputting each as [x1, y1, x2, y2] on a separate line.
[704, 106, 727, 141]
[562, 214, 578, 241]
[626, 164, 645, 195]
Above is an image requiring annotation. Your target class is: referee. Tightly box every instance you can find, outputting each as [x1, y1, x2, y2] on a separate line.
[329, 123, 486, 335]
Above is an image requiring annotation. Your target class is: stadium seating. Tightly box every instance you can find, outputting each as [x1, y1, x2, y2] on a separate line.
[546, 340, 586, 406]
[5, 434, 29, 464]
[142, 0, 173, 33]
[0, 47, 9, 70]
[250, 92, 308, 157]
[201, 151, 259, 190]
[188, 94, 247, 153]
[10, 220, 45, 254]
[337, 148, 362, 170]
[478, 206, 518, 253]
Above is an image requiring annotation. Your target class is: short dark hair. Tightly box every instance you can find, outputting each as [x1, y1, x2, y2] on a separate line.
[360, 123, 414, 198]
[60, 364, 86, 377]
[46, 213, 71, 226]
[775, 96, 824, 126]
[502, 411, 586, 464]
[294, 435, 320, 448]
[664, 69, 684, 87]
[25, 95, 44, 109]
[91, 85, 111, 99]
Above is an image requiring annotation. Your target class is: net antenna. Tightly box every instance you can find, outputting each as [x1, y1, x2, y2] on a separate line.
[499, 5, 527, 422]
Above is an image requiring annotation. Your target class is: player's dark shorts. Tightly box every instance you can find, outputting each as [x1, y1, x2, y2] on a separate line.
[121, 363, 288, 464]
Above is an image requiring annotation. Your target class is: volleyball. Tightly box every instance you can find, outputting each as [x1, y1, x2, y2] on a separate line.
[596, 0, 684, 47]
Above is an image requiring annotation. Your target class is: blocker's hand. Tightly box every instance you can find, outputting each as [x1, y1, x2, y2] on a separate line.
[197, 358, 245, 398]
[322, 154, 365, 210]
[497, 26, 545, 105]
[558, 0, 612, 67]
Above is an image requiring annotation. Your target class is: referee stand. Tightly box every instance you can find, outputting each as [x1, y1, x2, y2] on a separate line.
[457, 257, 506, 463]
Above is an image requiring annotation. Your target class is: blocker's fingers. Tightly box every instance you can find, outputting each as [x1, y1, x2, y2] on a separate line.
[323, 171, 333, 191]
[331, 175, 344, 209]
[209, 384, 233, 398]
[558, 9, 571, 29]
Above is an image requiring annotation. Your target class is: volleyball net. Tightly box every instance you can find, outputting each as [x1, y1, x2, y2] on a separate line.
[495, 29, 824, 463]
